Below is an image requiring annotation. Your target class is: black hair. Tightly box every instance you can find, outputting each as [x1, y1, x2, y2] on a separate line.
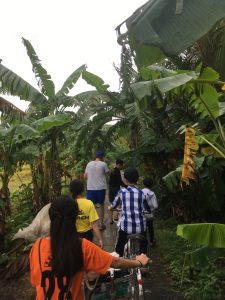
[49, 195, 83, 277]
[143, 178, 153, 188]
[124, 168, 139, 184]
[70, 179, 84, 199]
[116, 159, 124, 165]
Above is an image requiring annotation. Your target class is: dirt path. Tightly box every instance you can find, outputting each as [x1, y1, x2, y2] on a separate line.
[102, 218, 184, 299]
[0, 212, 183, 299]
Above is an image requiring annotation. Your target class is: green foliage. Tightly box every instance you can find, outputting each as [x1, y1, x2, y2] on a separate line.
[82, 70, 109, 92]
[177, 223, 225, 248]
[32, 114, 72, 132]
[162, 165, 182, 192]
[56, 64, 87, 97]
[156, 221, 225, 300]
[22, 37, 55, 98]
[0, 63, 46, 103]
[177, 223, 225, 270]
[119, 0, 225, 65]
[127, 32, 165, 68]
[6, 183, 34, 239]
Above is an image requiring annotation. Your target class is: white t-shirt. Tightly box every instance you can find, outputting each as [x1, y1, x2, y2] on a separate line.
[142, 187, 158, 218]
[85, 160, 109, 190]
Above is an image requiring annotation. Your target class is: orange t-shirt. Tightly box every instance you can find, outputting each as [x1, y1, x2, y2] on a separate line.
[30, 238, 113, 300]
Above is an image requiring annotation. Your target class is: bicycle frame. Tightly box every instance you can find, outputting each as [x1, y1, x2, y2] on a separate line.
[126, 235, 145, 300]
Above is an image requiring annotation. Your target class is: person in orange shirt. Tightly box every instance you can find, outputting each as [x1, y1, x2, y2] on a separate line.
[30, 195, 150, 300]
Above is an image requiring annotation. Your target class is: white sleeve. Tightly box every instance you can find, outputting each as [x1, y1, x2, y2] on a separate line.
[104, 163, 109, 173]
[151, 193, 158, 210]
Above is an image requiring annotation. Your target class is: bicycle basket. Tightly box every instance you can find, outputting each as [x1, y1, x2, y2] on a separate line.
[91, 270, 132, 300]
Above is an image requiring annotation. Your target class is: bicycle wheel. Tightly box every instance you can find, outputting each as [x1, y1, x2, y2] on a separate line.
[130, 268, 138, 300]
[136, 268, 145, 300]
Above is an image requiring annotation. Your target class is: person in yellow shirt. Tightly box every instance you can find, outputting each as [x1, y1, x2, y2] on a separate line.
[69, 179, 103, 248]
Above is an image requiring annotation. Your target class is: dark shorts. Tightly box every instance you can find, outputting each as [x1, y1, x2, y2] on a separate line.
[87, 189, 106, 205]
[109, 187, 120, 203]
[78, 230, 93, 241]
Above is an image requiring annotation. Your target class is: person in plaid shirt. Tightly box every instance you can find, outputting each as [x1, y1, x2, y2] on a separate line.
[109, 168, 148, 257]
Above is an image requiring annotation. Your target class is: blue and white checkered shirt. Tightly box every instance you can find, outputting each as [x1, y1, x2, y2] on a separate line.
[111, 185, 146, 234]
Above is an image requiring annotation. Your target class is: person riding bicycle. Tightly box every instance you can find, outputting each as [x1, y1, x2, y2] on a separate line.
[29, 195, 150, 300]
[70, 179, 103, 248]
[109, 168, 148, 257]
[142, 178, 158, 246]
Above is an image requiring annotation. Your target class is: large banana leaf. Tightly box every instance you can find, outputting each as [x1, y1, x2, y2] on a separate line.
[22, 38, 55, 98]
[189, 68, 221, 119]
[32, 114, 72, 132]
[0, 64, 46, 104]
[82, 71, 109, 92]
[14, 124, 40, 140]
[119, 0, 225, 65]
[131, 72, 196, 99]
[177, 223, 225, 248]
[163, 165, 182, 192]
[56, 64, 87, 97]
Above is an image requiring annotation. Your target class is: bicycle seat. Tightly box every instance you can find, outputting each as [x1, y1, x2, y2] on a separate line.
[127, 233, 145, 240]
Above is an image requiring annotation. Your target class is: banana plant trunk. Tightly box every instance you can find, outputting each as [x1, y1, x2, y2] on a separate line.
[0, 172, 11, 250]
[50, 136, 62, 200]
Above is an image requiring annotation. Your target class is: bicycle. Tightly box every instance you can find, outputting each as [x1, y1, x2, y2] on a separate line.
[113, 208, 149, 299]
[84, 235, 147, 300]
[85, 207, 148, 300]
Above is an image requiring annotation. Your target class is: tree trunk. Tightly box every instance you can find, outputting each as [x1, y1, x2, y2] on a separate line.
[50, 136, 62, 200]
[0, 172, 11, 250]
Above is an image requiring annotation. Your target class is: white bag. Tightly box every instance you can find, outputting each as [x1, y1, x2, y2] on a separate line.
[13, 203, 51, 242]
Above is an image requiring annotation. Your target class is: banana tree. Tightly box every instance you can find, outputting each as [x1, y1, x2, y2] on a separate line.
[131, 67, 225, 156]
[0, 37, 87, 201]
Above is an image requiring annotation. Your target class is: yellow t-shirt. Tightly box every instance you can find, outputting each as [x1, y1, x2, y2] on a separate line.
[76, 198, 99, 233]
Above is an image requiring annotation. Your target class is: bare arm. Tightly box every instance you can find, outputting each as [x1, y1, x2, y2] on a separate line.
[91, 221, 103, 248]
[111, 253, 150, 269]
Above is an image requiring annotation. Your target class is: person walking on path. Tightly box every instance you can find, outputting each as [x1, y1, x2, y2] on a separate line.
[142, 178, 158, 246]
[70, 179, 103, 248]
[108, 159, 126, 224]
[109, 168, 148, 257]
[84, 150, 109, 230]
[30, 195, 150, 300]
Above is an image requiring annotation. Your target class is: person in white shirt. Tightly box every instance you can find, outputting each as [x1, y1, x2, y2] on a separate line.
[142, 178, 158, 246]
[84, 150, 109, 230]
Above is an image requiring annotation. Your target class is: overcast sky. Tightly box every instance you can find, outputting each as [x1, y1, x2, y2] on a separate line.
[1, 0, 146, 111]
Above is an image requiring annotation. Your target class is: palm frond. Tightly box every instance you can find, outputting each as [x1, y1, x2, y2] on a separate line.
[0, 63, 46, 104]
[56, 64, 87, 97]
[22, 38, 55, 98]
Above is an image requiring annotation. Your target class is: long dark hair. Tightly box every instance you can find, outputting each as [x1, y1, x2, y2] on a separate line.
[49, 195, 83, 277]
[69, 179, 84, 199]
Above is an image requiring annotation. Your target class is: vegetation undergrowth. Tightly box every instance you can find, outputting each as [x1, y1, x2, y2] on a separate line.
[155, 218, 225, 300]
[0, 183, 34, 267]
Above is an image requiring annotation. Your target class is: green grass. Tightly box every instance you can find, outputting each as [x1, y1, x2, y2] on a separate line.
[8, 165, 32, 193]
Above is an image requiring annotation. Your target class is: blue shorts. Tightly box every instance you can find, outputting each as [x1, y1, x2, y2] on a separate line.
[87, 189, 106, 205]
